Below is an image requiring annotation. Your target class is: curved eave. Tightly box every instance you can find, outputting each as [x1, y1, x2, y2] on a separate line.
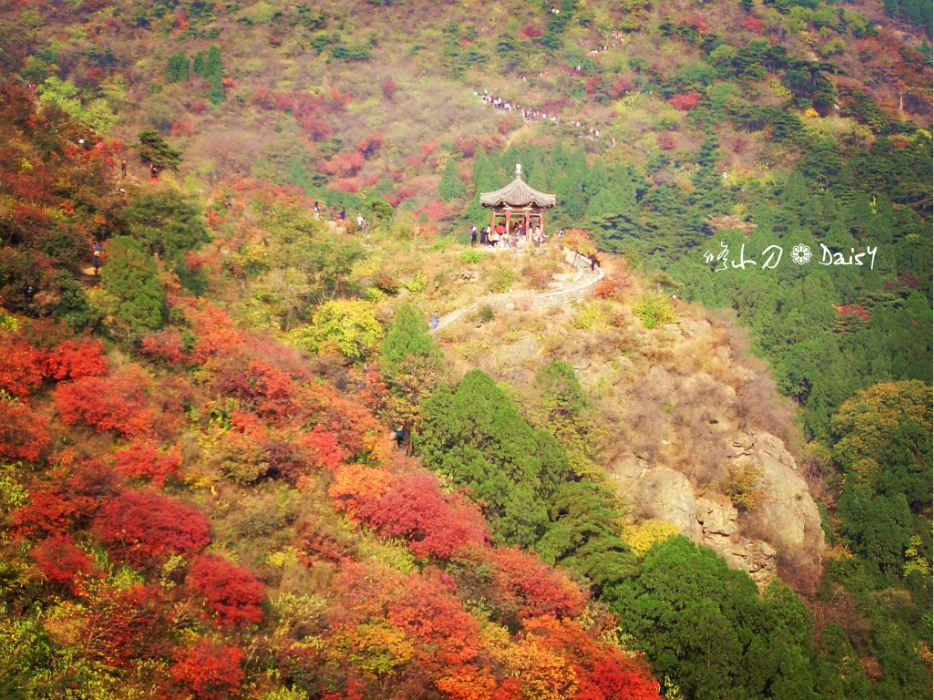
[480, 178, 557, 208]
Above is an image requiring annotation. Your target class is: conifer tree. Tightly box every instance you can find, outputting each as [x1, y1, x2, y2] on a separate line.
[416, 369, 552, 547]
[164, 52, 189, 83]
[438, 157, 466, 201]
[101, 236, 166, 332]
[134, 130, 182, 172]
[380, 302, 444, 447]
[381, 302, 442, 371]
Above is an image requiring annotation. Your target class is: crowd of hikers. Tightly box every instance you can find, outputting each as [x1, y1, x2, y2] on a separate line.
[469, 221, 558, 249]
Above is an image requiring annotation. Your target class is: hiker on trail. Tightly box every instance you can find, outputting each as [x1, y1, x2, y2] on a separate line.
[120, 160, 127, 177]
[92, 243, 101, 275]
[589, 253, 600, 271]
[357, 213, 365, 231]
[150, 165, 158, 183]
[480, 225, 489, 246]
[313, 201, 320, 220]
[430, 312, 439, 330]
[470, 225, 477, 246]
[339, 207, 346, 221]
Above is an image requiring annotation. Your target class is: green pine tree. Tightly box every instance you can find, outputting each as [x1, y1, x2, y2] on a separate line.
[100, 236, 166, 332]
[438, 157, 466, 201]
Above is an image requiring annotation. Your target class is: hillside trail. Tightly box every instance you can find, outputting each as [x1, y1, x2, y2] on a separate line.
[431, 246, 604, 332]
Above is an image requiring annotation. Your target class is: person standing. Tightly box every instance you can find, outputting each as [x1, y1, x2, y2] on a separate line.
[92, 243, 101, 275]
[313, 201, 320, 220]
[339, 207, 346, 221]
[470, 225, 478, 246]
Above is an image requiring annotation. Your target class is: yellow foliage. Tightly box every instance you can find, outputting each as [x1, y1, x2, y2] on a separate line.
[904, 536, 932, 577]
[266, 546, 303, 569]
[504, 639, 579, 700]
[622, 519, 680, 556]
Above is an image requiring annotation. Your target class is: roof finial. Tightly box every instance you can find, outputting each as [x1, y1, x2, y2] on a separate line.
[515, 163, 522, 179]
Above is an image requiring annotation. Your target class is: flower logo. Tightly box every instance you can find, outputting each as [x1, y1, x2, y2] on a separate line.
[791, 244, 812, 265]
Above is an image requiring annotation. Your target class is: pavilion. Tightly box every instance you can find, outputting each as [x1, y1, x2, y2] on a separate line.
[480, 164, 556, 236]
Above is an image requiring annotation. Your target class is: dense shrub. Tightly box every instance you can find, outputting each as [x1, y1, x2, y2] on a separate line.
[54, 365, 156, 437]
[31, 534, 92, 593]
[188, 553, 265, 626]
[0, 400, 50, 462]
[94, 489, 211, 566]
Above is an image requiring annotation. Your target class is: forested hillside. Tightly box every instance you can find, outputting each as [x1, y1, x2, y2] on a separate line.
[0, 1, 931, 699]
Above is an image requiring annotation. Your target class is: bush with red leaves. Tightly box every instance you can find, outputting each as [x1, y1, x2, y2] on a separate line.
[593, 277, 618, 300]
[54, 365, 156, 437]
[0, 400, 50, 462]
[188, 553, 265, 626]
[353, 472, 489, 559]
[667, 91, 701, 111]
[79, 584, 168, 666]
[298, 425, 347, 470]
[113, 442, 181, 487]
[94, 489, 210, 566]
[31, 534, 92, 593]
[141, 329, 192, 365]
[356, 130, 384, 157]
[0, 337, 44, 397]
[12, 457, 115, 537]
[40, 337, 107, 381]
[490, 547, 587, 620]
[169, 639, 245, 699]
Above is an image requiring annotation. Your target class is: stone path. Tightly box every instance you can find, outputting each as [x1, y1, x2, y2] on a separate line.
[432, 249, 604, 332]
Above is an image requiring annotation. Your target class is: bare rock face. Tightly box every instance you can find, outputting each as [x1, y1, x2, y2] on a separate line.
[731, 431, 826, 565]
[608, 428, 823, 586]
[608, 455, 701, 539]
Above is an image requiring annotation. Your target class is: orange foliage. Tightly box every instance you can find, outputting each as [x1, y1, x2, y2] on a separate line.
[667, 91, 701, 111]
[323, 151, 365, 178]
[521, 616, 662, 700]
[356, 130, 384, 157]
[386, 570, 482, 665]
[328, 464, 394, 517]
[185, 302, 246, 364]
[169, 640, 245, 699]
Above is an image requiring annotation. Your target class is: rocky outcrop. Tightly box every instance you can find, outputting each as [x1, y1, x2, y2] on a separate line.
[608, 429, 824, 586]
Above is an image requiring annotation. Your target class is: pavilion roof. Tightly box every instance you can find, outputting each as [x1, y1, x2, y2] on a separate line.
[480, 164, 556, 209]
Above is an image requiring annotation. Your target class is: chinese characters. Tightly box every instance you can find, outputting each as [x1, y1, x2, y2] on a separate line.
[703, 243, 877, 271]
